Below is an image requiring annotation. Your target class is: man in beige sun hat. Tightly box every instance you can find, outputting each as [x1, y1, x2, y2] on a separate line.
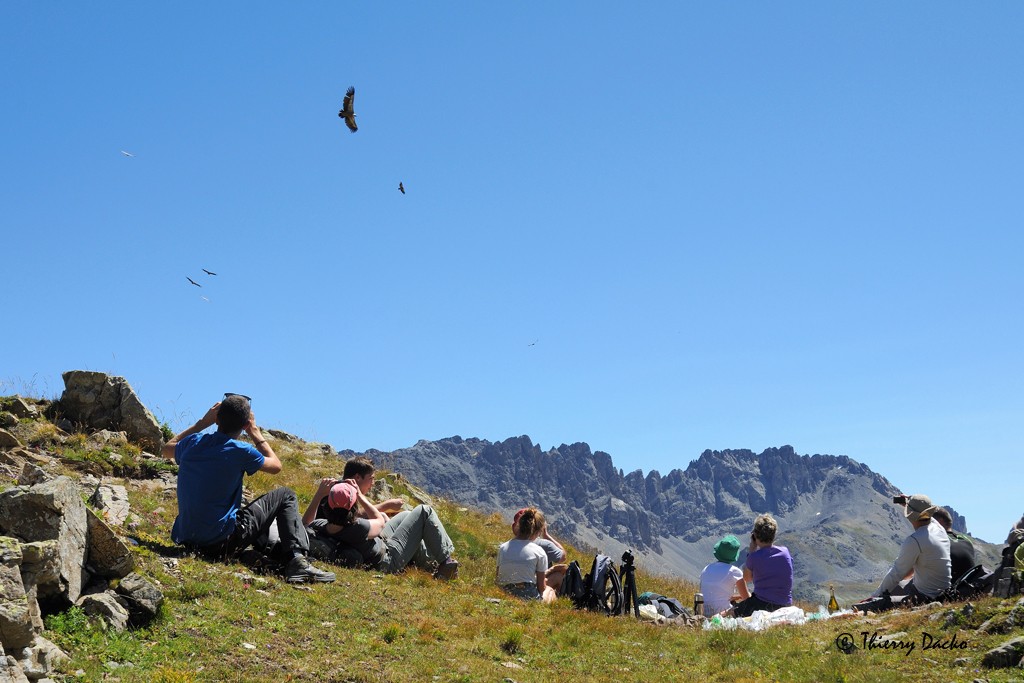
[870, 493, 951, 600]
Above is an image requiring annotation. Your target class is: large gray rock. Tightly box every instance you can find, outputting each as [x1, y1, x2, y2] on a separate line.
[89, 484, 130, 527]
[13, 636, 66, 681]
[0, 539, 38, 651]
[77, 592, 129, 632]
[982, 635, 1024, 669]
[58, 371, 163, 453]
[114, 573, 163, 627]
[84, 509, 134, 579]
[15, 465, 47, 488]
[0, 432, 20, 451]
[1, 400, 36, 421]
[85, 430, 128, 451]
[0, 478, 86, 604]
[0, 643, 30, 683]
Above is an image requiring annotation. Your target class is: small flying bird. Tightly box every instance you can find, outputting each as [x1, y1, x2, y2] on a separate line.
[398, 182, 405, 194]
[202, 268, 217, 276]
[186, 277, 202, 288]
[528, 339, 538, 347]
[120, 151, 134, 157]
[338, 86, 357, 132]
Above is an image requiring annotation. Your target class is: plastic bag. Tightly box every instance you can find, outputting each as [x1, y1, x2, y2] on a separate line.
[638, 604, 666, 624]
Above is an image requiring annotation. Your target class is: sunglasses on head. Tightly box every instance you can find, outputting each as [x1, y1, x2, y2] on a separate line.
[223, 393, 252, 403]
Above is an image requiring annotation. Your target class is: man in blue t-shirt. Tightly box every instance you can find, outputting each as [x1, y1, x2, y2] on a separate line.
[162, 395, 334, 584]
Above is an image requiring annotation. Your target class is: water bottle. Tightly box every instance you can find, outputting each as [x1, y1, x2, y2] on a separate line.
[694, 592, 704, 617]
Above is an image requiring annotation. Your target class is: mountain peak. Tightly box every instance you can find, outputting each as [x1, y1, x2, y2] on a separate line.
[343, 437, 995, 602]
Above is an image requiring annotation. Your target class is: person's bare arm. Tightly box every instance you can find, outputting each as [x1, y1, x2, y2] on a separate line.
[375, 499, 405, 515]
[351, 484, 387, 538]
[742, 537, 757, 584]
[245, 415, 280, 474]
[542, 526, 566, 562]
[735, 577, 750, 600]
[303, 478, 336, 527]
[161, 402, 219, 460]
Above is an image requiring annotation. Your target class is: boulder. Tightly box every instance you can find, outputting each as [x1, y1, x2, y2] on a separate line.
[76, 593, 129, 632]
[1, 400, 36, 420]
[57, 371, 163, 453]
[0, 414, 16, 430]
[0, 432, 20, 451]
[266, 429, 299, 443]
[17, 543, 60, 591]
[114, 573, 163, 627]
[15, 465, 47, 488]
[84, 509, 134, 579]
[982, 636, 1024, 669]
[0, 643, 30, 683]
[89, 484, 130, 527]
[13, 636, 66, 681]
[18, 452, 51, 468]
[85, 430, 128, 451]
[0, 539, 38, 651]
[0, 478, 87, 604]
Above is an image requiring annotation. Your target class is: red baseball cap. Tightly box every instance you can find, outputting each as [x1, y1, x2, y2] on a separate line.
[328, 482, 358, 510]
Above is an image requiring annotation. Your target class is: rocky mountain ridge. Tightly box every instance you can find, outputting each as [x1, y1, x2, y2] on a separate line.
[345, 436, 998, 602]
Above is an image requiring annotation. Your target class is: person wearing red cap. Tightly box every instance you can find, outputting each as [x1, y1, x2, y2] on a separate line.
[341, 456, 405, 519]
[301, 477, 459, 579]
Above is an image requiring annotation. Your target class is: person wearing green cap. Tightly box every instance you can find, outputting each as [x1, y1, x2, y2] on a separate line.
[700, 534, 749, 615]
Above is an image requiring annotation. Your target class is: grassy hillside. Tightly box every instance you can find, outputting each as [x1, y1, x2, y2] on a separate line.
[3, 396, 1023, 682]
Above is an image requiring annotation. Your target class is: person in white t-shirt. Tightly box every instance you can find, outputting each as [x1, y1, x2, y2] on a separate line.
[512, 507, 568, 592]
[497, 508, 557, 603]
[700, 534, 749, 615]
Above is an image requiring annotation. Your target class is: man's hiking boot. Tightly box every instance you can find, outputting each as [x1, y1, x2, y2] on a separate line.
[433, 558, 459, 581]
[284, 555, 336, 584]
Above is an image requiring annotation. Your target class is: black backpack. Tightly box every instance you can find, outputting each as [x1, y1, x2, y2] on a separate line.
[944, 564, 993, 601]
[578, 554, 624, 615]
[558, 560, 586, 603]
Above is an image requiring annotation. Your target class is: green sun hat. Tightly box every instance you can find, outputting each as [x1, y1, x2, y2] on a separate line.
[714, 534, 741, 563]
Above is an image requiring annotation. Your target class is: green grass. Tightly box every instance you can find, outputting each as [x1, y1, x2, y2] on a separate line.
[5, 395, 1024, 682]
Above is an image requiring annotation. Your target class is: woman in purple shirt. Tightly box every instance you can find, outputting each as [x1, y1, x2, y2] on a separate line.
[728, 513, 793, 618]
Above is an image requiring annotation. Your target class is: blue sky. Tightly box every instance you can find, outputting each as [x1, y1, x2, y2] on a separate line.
[3, 4, 1021, 544]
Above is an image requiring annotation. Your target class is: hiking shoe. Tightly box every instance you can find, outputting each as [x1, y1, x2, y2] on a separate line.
[433, 559, 459, 581]
[284, 555, 335, 584]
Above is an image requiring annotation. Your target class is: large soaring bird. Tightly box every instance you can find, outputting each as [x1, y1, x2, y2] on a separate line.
[338, 87, 357, 132]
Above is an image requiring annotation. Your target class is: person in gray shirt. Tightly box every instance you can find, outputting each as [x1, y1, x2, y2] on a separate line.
[872, 493, 951, 600]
